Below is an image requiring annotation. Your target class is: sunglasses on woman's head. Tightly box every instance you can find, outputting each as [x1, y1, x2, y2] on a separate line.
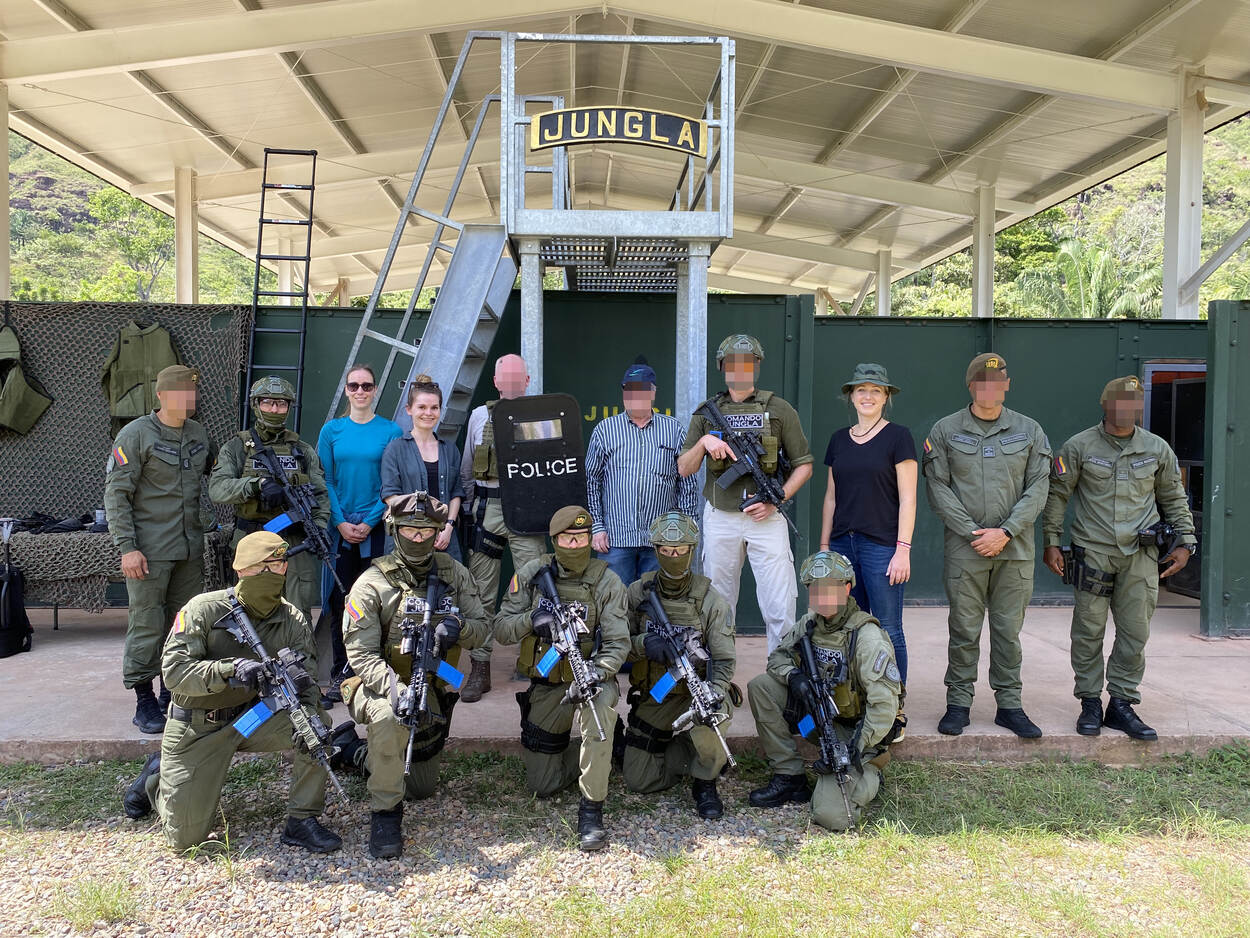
[346, 382, 376, 392]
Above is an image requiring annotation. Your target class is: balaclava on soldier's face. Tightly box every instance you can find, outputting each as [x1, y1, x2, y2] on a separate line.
[236, 569, 286, 618]
[253, 400, 290, 436]
[395, 525, 436, 574]
[554, 535, 591, 576]
[656, 548, 693, 597]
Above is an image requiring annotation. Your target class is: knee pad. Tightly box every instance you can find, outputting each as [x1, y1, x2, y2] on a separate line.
[517, 689, 571, 755]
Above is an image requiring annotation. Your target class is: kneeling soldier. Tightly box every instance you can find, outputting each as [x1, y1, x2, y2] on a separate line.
[747, 551, 901, 831]
[623, 511, 736, 819]
[495, 505, 630, 851]
[122, 531, 341, 854]
[337, 493, 488, 859]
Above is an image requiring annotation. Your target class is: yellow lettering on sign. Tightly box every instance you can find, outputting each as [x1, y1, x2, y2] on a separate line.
[570, 111, 590, 139]
[677, 121, 696, 151]
[597, 110, 617, 137]
[649, 113, 670, 144]
[624, 111, 644, 138]
[542, 113, 564, 145]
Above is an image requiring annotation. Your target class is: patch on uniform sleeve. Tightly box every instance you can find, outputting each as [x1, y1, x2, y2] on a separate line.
[885, 662, 902, 683]
[111, 445, 129, 467]
[1053, 456, 1068, 477]
[345, 597, 364, 621]
[508, 574, 519, 594]
[922, 437, 933, 455]
[872, 649, 889, 676]
[173, 609, 188, 634]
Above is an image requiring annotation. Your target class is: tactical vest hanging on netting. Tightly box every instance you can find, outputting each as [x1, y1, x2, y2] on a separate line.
[0, 323, 53, 436]
[99, 320, 178, 436]
[235, 431, 311, 520]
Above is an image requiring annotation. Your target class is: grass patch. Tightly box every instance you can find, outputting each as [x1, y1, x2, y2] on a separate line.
[50, 876, 141, 932]
[0, 760, 136, 829]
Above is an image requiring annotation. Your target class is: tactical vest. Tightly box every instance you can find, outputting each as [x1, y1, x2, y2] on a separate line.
[0, 324, 53, 436]
[471, 400, 500, 482]
[517, 557, 608, 684]
[706, 390, 781, 477]
[235, 430, 312, 521]
[629, 571, 714, 694]
[100, 320, 178, 424]
[788, 613, 867, 721]
[374, 553, 464, 685]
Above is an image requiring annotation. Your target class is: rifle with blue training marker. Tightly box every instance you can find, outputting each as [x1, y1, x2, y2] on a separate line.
[247, 429, 345, 594]
[795, 624, 853, 826]
[396, 575, 465, 775]
[698, 397, 800, 539]
[531, 563, 607, 742]
[216, 590, 348, 803]
[640, 582, 735, 768]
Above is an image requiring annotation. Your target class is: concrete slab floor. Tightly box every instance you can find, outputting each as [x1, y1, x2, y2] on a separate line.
[2, 600, 1245, 766]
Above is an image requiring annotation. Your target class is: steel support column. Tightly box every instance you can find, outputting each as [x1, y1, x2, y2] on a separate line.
[876, 248, 892, 317]
[1163, 88, 1203, 320]
[676, 243, 711, 427]
[173, 165, 198, 303]
[971, 184, 995, 318]
[520, 237, 544, 393]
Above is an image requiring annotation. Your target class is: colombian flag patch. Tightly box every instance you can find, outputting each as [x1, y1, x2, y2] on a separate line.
[173, 609, 188, 634]
[922, 438, 933, 455]
[1053, 456, 1068, 477]
[346, 598, 364, 621]
[112, 445, 129, 466]
[508, 574, 519, 594]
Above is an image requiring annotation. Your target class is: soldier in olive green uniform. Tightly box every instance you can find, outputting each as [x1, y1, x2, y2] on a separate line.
[678, 334, 814, 654]
[623, 512, 736, 819]
[495, 506, 631, 851]
[1042, 376, 1196, 741]
[747, 551, 900, 831]
[923, 353, 1051, 738]
[122, 532, 341, 855]
[336, 493, 489, 858]
[209, 377, 330, 622]
[105, 365, 216, 735]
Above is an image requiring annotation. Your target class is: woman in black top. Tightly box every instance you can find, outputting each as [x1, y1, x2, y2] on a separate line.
[819, 363, 917, 729]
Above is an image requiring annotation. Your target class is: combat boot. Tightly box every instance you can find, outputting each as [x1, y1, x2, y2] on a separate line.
[328, 721, 367, 773]
[1076, 698, 1103, 736]
[1103, 697, 1157, 741]
[748, 773, 811, 808]
[460, 659, 491, 703]
[122, 753, 160, 819]
[132, 680, 166, 735]
[691, 779, 724, 820]
[937, 705, 970, 736]
[994, 708, 1043, 738]
[369, 804, 404, 859]
[577, 797, 608, 852]
[280, 816, 342, 854]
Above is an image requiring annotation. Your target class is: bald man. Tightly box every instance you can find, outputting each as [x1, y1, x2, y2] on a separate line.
[458, 354, 547, 701]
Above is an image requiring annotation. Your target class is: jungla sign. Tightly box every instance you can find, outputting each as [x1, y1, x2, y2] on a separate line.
[529, 106, 707, 158]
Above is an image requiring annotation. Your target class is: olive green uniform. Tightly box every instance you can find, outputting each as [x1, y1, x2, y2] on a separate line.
[341, 552, 489, 811]
[1042, 426, 1197, 703]
[623, 571, 736, 791]
[747, 598, 900, 831]
[209, 429, 330, 616]
[142, 590, 327, 851]
[105, 412, 216, 688]
[923, 407, 1051, 708]
[495, 555, 631, 801]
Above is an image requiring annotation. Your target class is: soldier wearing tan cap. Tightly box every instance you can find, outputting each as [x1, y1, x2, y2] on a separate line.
[105, 363, 217, 736]
[1042, 376, 1196, 740]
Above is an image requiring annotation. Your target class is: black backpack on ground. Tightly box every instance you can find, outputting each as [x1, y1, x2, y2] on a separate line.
[1, 524, 33, 658]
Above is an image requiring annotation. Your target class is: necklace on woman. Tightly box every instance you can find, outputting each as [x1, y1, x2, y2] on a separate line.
[851, 415, 884, 438]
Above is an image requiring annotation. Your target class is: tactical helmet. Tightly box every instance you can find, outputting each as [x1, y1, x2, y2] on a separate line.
[715, 334, 764, 366]
[649, 511, 699, 547]
[249, 376, 295, 403]
[387, 491, 448, 531]
[799, 550, 856, 588]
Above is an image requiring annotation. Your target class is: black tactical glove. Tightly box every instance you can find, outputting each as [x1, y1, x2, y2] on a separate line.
[643, 631, 678, 665]
[232, 658, 267, 691]
[531, 608, 555, 642]
[434, 614, 462, 649]
[285, 661, 314, 695]
[787, 669, 816, 711]
[257, 478, 286, 511]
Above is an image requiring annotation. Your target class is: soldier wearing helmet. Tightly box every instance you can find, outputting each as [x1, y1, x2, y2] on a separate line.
[746, 550, 900, 831]
[621, 512, 737, 819]
[677, 334, 813, 655]
[209, 376, 331, 632]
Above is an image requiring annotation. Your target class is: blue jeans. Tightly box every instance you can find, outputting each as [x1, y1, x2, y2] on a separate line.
[828, 532, 908, 685]
[599, 546, 659, 587]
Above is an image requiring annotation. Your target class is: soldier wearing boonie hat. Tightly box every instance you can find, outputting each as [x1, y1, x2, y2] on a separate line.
[746, 549, 900, 831]
[495, 504, 631, 852]
[121, 530, 342, 856]
[922, 352, 1051, 739]
[1042, 375, 1196, 742]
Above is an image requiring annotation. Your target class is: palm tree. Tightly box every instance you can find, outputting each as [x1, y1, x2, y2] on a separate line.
[1016, 239, 1161, 318]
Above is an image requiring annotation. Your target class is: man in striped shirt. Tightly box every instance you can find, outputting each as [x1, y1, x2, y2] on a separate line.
[586, 361, 700, 587]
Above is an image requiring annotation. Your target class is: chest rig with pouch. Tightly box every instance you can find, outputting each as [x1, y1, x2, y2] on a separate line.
[705, 390, 782, 478]
[629, 571, 713, 694]
[471, 400, 500, 482]
[783, 617, 865, 728]
[518, 557, 608, 684]
[235, 429, 312, 521]
[373, 553, 466, 684]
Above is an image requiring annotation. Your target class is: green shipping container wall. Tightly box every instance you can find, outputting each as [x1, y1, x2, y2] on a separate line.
[261, 296, 1206, 631]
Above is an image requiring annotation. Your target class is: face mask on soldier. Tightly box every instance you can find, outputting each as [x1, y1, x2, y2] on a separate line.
[395, 526, 436, 569]
[554, 530, 591, 576]
[657, 546, 692, 581]
[236, 570, 286, 618]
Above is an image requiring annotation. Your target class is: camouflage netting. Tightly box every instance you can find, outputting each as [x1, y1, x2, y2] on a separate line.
[0, 302, 251, 608]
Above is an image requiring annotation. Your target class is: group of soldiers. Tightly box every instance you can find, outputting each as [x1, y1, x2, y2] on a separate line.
[108, 332, 1196, 860]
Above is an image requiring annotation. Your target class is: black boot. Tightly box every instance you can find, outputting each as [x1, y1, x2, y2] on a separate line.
[1103, 697, 1157, 741]
[156, 678, 171, 714]
[369, 805, 404, 859]
[122, 753, 160, 819]
[994, 708, 1043, 738]
[1076, 698, 1103, 736]
[748, 773, 811, 808]
[281, 816, 342, 854]
[937, 705, 970, 736]
[577, 797, 608, 852]
[691, 779, 724, 820]
[132, 681, 166, 735]
[328, 721, 367, 773]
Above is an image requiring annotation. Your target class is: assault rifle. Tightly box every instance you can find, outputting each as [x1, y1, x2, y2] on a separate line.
[396, 576, 465, 775]
[795, 624, 854, 826]
[639, 582, 735, 768]
[217, 591, 348, 802]
[698, 397, 800, 538]
[531, 563, 607, 742]
[247, 429, 344, 594]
